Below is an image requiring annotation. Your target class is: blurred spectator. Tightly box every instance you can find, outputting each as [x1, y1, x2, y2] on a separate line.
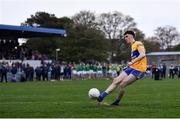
[154, 66, 161, 80]
[178, 66, 180, 78]
[116, 64, 121, 76]
[162, 63, 167, 78]
[102, 63, 107, 77]
[0, 64, 8, 83]
[151, 64, 156, 79]
[42, 64, 49, 81]
[11, 63, 17, 82]
[60, 64, 64, 80]
[169, 64, 175, 79]
[35, 66, 42, 81]
[66, 64, 72, 79]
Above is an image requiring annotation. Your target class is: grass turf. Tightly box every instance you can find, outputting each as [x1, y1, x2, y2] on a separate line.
[0, 78, 180, 118]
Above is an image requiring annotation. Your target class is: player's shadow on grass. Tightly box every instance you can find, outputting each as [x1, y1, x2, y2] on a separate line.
[88, 100, 156, 109]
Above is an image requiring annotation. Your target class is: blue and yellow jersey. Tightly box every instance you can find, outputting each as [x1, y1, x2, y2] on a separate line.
[130, 41, 147, 72]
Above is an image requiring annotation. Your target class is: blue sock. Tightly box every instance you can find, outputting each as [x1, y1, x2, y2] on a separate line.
[99, 92, 108, 99]
[114, 99, 120, 104]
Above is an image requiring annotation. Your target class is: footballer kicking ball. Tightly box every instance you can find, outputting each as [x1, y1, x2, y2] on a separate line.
[88, 88, 100, 99]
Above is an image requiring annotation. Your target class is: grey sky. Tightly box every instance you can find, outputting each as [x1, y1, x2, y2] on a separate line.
[0, 0, 180, 37]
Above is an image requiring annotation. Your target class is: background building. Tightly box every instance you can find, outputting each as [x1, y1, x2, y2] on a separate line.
[147, 52, 180, 66]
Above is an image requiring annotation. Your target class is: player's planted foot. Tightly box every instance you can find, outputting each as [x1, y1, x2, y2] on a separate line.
[97, 92, 108, 102]
[111, 99, 120, 106]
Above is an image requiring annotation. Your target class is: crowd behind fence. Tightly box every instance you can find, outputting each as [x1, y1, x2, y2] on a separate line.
[0, 61, 180, 83]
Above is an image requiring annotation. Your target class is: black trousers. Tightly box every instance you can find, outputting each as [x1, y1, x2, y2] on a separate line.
[1, 73, 7, 82]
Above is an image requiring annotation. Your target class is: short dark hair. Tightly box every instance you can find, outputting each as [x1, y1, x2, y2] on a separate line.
[124, 30, 135, 38]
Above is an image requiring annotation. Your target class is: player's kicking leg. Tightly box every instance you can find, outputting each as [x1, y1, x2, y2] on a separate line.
[97, 71, 128, 102]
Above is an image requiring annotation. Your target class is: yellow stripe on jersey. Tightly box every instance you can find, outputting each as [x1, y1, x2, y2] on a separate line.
[130, 41, 147, 72]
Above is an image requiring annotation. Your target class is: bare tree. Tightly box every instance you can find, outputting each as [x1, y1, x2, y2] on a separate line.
[154, 25, 180, 50]
[72, 10, 97, 29]
[97, 11, 136, 40]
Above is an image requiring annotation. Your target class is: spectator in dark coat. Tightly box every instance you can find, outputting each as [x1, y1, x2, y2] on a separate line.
[67, 64, 72, 79]
[42, 64, 49, 81]
[0, 65, 8, 83]
[35, 66, 42, 81]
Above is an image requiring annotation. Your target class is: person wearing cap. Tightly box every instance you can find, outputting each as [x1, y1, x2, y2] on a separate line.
[97, 30, 147, 106]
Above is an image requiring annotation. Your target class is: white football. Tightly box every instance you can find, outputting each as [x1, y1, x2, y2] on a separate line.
[88, 88, 100, 99]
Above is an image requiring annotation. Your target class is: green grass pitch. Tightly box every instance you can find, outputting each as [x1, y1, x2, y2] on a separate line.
[0, 78, 180, 118]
